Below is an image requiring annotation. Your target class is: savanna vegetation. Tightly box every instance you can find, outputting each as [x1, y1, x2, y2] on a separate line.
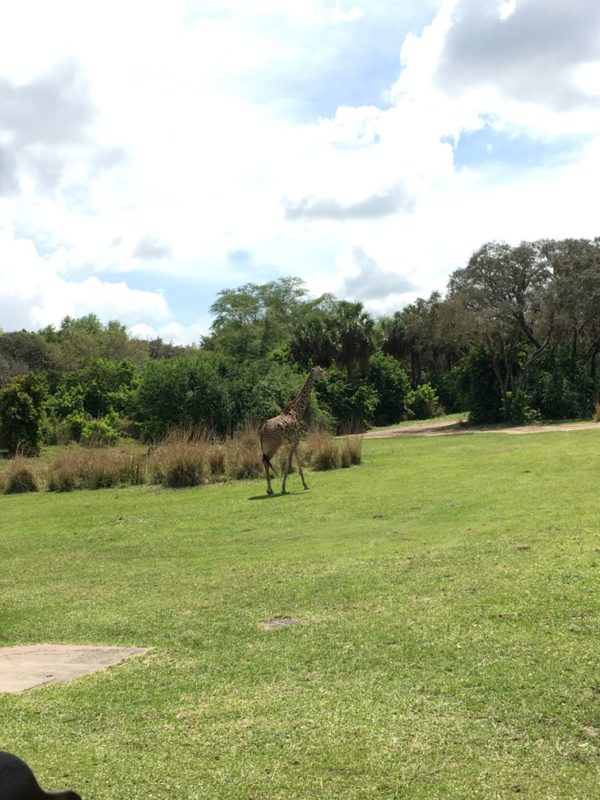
[1, 236, 599, 464]
[2, 430, 600, 798]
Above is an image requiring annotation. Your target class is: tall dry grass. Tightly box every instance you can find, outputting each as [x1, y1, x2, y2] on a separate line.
[148, 429, 210, 488]
[3, 457, 39, 494]
[148, 424, 263, 487]
[300, 427, 364, 471]
[340, 434, 363, 466]
[302, 427, 339, 471]
[10, 422, 361, 494]
[223, 423, 263, 480]
[47, 447, 146, 491]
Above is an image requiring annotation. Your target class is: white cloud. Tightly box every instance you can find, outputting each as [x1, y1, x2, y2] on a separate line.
[339, 246, 415, 302]
[0, 226, 170, 331]
[128, 319, 210, 347]
[1, 0, 600, 341]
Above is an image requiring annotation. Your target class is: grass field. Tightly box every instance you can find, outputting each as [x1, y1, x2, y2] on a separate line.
[1, 429, 600, 799]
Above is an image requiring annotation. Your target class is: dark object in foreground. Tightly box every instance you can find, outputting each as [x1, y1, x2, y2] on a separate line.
[0, 752, 81, 800]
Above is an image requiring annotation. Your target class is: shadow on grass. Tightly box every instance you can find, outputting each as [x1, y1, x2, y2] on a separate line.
[248, 492, 295, 500]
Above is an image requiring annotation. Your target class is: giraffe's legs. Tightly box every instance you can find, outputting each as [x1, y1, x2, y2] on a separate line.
[262, 455, 274, 495]
[281, 446, 293, 494]
[282, 441, 307, 493]
[296, 448, 309, 490]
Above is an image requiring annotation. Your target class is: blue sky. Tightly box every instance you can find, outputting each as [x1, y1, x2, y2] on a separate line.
[453, 126, 591, 172]
[1, 0, 599, 343]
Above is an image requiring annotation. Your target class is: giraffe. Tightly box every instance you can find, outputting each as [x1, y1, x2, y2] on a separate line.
[259, 366, 327, 495]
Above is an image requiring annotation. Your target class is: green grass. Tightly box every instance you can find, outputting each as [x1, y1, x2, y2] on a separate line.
[2, 430, 600, 798]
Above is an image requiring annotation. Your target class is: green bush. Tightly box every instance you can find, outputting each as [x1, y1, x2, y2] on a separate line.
[0, 374, 47, 455]
[367, 352, 410, 425]
[80, 416, 120, 447]
[456, 349, 503, 424]
[134, 355, 234, 440]
[66, 411, 87, 442]
[528, 348, 595, 421]
[503, 390, 541, 425]
[406, 383, 443, 420]
[316, 368, 379, 433]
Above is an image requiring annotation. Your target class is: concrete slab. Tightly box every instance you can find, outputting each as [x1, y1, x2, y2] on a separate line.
[0, 644, 148, 693]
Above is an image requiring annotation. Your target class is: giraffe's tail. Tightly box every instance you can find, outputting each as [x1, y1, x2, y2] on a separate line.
[262, 452, 279, 478]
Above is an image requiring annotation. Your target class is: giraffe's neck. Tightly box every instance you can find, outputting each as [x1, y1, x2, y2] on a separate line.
[286, 369, 318, 419]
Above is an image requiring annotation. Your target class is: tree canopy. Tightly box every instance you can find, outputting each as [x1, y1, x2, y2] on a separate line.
[1, 236, 599, 451]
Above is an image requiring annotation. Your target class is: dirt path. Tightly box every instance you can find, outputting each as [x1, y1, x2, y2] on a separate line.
[363, 418, 600, 439]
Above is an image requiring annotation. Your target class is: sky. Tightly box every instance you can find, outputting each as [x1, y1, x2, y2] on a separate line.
[1, 0, 599, 344]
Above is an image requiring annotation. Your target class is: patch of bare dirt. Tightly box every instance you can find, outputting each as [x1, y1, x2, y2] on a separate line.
[363, 418, 600, 439]
[258, 617, 305, 631]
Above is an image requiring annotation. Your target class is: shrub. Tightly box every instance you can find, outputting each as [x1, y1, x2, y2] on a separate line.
[367, 352, 410, 425]
[528, 349, 594, 421]
[0, 374, 47, 456]
[406, 383, 443, 420]
[455, 348, 503, 424]
[4, 458, 39, 494]
[80, 416, 120, 447]
[503, 390, 541, 425]
[133, 356, 234, 440]
[316, 368, 379, 433]
[66, 411, 87, 442]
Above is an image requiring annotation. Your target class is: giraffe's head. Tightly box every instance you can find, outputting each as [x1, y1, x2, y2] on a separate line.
[311, 365, 328, 381]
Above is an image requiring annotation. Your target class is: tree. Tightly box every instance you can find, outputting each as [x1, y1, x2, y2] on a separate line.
[448, 241, 553, 420]
[0, 331, 55, 384]
[148, 338, 195, 360]
[64, 359, 137, 418]
[542, 238, 600, 398]
[206, 277, 308, 358]
[133, 355, 234, 440]
[39, 315, 150, 371]
[316, 367, 379, 433]
[290, 296, 376, 377]
[378, 293, 465, 392]
[0, 374, 48, 455]
[289, 297, 339, 369]
[367, 352, 411, 425]
[333, 300, 376, 377]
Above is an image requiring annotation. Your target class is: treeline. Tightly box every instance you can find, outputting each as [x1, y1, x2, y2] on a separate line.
[1, 236, 599, 456]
